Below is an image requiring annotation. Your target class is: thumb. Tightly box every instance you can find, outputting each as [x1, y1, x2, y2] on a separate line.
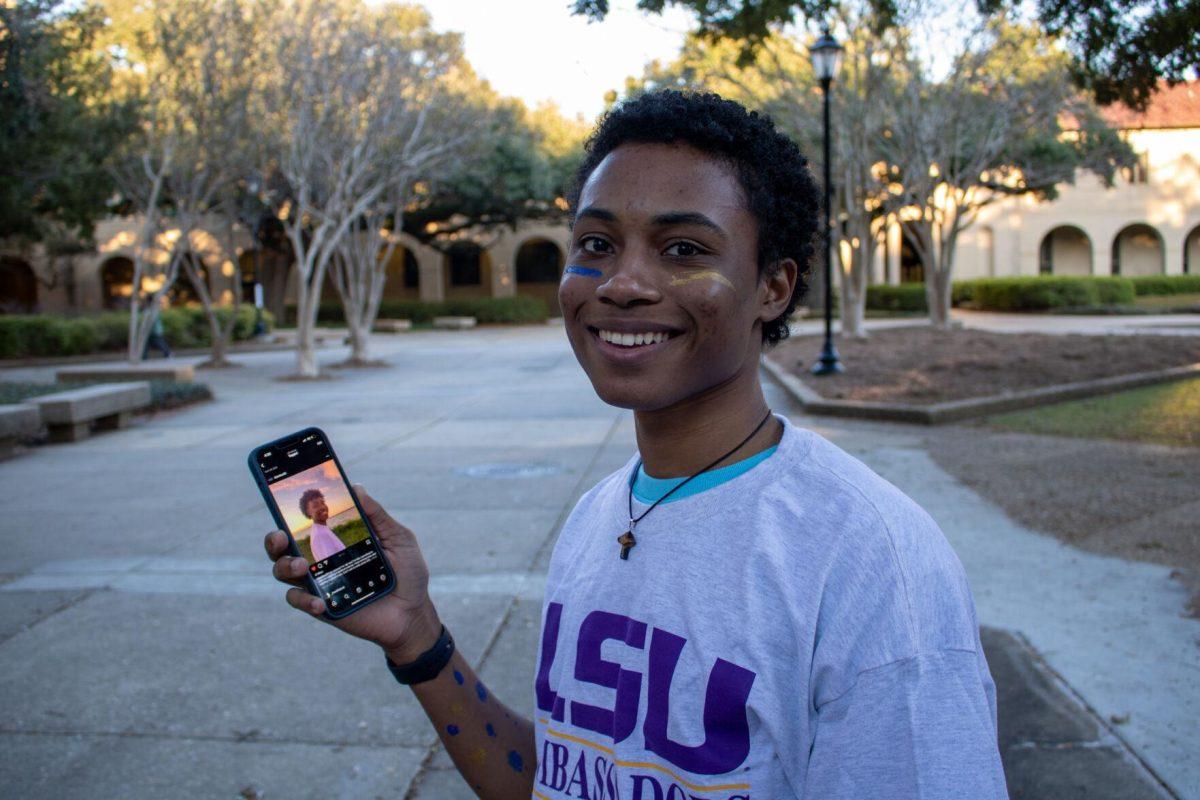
[353, 484, 388, 524]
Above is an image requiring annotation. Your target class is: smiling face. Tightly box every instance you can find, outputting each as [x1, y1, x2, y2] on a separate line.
[305, 495, 329, 525]
[559, 142, 795, 411]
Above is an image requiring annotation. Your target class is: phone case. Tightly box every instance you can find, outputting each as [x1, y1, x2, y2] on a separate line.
[247, 426, 396, 620]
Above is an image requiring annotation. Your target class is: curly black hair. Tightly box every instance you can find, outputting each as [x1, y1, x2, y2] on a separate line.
[299, 488, 324, 519]
[565, 89, 821, 347]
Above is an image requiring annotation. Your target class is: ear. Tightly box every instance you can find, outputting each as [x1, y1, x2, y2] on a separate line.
[758, 258, 798, 325]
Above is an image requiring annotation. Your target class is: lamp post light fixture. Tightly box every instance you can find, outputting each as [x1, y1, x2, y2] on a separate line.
[809, 27, 844, 376]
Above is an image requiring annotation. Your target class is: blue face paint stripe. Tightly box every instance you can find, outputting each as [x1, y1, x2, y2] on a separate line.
[565, 265, 602, 278]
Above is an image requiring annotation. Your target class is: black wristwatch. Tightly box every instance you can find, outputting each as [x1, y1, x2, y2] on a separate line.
[384, 625, 455, 685]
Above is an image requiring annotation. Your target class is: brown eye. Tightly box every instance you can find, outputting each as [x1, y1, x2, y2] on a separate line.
[580, 236, 611, 254]
[665, 241, 705, 257]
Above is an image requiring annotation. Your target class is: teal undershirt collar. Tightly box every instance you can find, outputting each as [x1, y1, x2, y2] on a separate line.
[630, 445, 779, 505]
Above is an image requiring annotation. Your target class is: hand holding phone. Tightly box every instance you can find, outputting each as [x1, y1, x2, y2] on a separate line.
[252, 428, 442, 661]
[264, 487, 442, 661]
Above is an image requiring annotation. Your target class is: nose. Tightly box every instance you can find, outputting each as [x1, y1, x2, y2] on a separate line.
[597, 247, 662, 308]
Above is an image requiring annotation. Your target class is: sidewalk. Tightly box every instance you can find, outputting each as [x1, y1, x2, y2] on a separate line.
[0, 326, 1194, 798]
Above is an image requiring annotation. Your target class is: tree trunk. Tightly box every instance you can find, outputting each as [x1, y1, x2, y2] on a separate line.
[840, 282, 867, 338]
[926, 269, 954, 329]
[346, 320, 371, 364]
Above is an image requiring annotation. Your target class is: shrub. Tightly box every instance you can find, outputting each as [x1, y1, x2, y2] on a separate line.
[953, 276, 1135, 311]
[1129, 275, 1200, 296]
[0, 306, 273, 358]
[866, 283, 927, 312]
[292, 295, 549, 326]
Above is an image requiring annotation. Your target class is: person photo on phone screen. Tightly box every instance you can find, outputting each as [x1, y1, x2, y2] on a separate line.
[298, 489, 346, 563]
[264, 90, 1009, 800]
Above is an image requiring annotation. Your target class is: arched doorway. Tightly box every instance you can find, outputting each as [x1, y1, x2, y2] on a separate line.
[899, 235, 923, 284]
[515, 239, 564, 316]
[100, 256, 136, 309]
[1038, 226, 1092, 276]
[383, 247, 420, 300]
[443, 241, 491, 300]
[1112, 224, 1164, 276]
[1185, 225, 1200, 275]
[0, 256, 38, 313]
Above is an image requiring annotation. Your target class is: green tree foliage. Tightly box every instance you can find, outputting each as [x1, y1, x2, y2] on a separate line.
[574, 0, 1199, 109]
[978, 0, 1200, 109]
[403, 91, 589, 249]
[0, 0, 137, 244]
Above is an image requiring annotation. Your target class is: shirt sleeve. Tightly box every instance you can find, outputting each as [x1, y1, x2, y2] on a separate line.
[802, 648, 1009, 800]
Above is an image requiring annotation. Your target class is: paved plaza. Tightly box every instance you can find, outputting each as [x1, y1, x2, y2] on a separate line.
[0, 322, 1195, 799]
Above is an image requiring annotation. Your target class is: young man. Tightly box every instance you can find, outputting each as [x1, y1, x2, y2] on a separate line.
[298, 488, 346, 563]
[264, 90, 1008, 799]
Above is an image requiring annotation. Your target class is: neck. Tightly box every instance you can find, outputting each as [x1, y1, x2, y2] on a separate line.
[633, 361, 780, 478]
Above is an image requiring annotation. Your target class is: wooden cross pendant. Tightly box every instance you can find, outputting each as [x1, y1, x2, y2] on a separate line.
[617, 530, 637, 560]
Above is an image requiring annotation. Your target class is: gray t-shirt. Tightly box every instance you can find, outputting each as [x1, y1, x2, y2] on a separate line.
[532, 414, 1008, 799]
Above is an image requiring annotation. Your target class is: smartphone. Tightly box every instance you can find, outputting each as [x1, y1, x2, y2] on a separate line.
[248, 426, 395, 619]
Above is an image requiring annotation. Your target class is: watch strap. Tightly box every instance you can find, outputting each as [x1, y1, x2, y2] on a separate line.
[384, 625, 454, 685]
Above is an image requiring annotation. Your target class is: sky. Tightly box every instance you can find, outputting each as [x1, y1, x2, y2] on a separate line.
[269, 461, 358, 537]
[413, 0, 697, 122]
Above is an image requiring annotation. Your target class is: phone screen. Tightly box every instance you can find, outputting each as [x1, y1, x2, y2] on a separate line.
[257, 432, 389, 612]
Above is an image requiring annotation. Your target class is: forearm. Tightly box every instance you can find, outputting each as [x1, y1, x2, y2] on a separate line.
[404, 647, 536, 800]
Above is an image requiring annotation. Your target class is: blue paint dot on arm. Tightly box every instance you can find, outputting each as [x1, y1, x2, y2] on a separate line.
[446, 724, 459, 736]
[453, 670, 464, 685]
[485, 722, 496, 737]
[507, 750, 524, 773]
[475, 682, 488, 702]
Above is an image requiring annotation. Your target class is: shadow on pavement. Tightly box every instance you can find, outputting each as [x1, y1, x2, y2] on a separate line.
[984, 627, 1173, 799]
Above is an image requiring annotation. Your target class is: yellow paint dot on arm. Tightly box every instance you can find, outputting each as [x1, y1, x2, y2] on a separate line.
[450, 702, 464, 715]
[469, 747, 488, 764]
[669, 270, 734, 289]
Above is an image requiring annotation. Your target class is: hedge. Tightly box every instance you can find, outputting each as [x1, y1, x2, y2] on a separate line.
[288, 295, 549, 326]
[0, 379, 212, 411]
[866, 283, 927, 312]
[0, 306, 273, 359]
[952, 276, 1136, 310]
[1128, 275, 1200, 296]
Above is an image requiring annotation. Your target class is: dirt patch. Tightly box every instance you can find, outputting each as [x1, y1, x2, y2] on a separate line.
[773, 327, 1200, 404]
[926, 424, 1200, 616]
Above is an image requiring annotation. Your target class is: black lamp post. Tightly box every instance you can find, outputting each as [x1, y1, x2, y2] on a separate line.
[810, 28, 844, 376]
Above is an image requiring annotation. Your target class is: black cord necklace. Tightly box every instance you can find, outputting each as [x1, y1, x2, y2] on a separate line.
[619, 408, 774, 560]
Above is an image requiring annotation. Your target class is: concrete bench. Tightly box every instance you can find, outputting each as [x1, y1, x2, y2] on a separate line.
[0, 405, 42, 458]
[374, 318, 413, 333]
[24, 382, 151, 443]
[432, 316, 477, 330]
[57, 363, 194, 384]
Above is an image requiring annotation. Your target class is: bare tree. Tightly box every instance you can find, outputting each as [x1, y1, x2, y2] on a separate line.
[325, 7, 484, 366]
[753, 17, 894, 338]
[879, 16, 1131, 327]
[260, 0, 473, 377]
[110, 0, 261, 363]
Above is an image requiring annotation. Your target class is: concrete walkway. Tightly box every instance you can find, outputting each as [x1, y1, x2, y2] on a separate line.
[0, 326, 1195, 798]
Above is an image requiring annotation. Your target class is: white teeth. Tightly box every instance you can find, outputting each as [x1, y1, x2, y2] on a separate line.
[598, 329, 673, 347]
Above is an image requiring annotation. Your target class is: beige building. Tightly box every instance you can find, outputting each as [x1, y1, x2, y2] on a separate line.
[875, 81, 1200, 284]
[0, 217, 572, 317]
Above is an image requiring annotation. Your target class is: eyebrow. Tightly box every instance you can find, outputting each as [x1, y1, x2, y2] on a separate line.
[573, 206, 727, 239]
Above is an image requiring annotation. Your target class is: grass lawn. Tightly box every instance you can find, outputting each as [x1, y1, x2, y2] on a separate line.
[986, 377, 1200, 447]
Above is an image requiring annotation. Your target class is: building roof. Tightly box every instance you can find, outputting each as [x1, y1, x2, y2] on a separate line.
[1100, 81, 1200, 130]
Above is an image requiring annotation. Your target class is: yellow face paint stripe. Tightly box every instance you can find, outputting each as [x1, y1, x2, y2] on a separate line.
[668, 270, 735, 289]
[541, 724, 752, 792]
